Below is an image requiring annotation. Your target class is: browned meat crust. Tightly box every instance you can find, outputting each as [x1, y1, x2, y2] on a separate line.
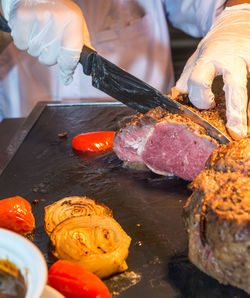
[184, 137, 250, 294]
[206, 136, 250, 175]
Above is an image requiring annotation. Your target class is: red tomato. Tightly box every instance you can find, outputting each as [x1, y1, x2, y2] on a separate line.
[48, 260, 111, 298]
[0, 196, 35, 234]
[72, 131, 116, 152]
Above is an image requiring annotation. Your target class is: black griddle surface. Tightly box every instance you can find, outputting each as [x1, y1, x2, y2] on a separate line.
[0, 104, 248, 298]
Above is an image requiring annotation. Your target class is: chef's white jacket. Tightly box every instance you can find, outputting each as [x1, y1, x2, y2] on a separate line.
[0, 0, 226, 121]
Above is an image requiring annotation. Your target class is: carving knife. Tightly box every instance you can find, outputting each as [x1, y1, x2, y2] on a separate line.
[0, 14, 11, 32]
[79, 46, 230, 144]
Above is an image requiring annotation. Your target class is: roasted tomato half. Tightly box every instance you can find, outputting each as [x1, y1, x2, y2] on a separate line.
[72, 131, 116, 152]
[0, 196, 35, 234]
[48, 260, 111, 298]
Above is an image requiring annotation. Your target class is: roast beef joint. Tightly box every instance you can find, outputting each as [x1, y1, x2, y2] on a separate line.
[114, 95, 250, 294]
[184, 137, 250, 294]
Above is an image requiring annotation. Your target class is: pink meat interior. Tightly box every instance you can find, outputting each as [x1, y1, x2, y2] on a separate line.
[141, 121, 218, 180]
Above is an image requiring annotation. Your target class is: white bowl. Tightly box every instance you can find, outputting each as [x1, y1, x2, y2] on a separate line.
[0, 228, 64, 298]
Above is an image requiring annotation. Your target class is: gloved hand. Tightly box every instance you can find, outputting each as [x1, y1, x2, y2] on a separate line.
[1, 0, 92, 85]
[174, 4, 250, 140]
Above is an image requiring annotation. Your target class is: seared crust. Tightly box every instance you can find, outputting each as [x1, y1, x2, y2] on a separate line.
[121, 106, 218, 145]
[149, 107, 219, 144]
[184, 170, 249, 241]
[206, 136, 250, 175]
[188, 170, 242, 194]
[184, 136, 250, 294]
[204, 176, 250, 230]
[201, 175, 250, 245]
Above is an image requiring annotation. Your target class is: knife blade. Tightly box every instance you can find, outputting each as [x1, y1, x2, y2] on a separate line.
[0, 14, 11, 32]
[79, 46, 230, 144]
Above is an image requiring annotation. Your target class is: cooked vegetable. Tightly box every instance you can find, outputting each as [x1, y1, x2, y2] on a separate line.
[44, 196, 113, 236]
[48, 260, 111, 298]
[72, 131, 116, 152]
[50, 215, 131, 278]
[0, 196, 35, 234]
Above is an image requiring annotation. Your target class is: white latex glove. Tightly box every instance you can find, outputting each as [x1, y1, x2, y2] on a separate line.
[175, 4, 250, 140]
[1, 0, 92, 85]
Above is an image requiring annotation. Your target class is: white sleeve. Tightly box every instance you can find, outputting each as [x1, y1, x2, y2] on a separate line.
[163, 0, 227, 37]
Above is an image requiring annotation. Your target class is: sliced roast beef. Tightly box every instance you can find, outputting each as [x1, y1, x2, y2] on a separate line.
[113, 106, 218, 180]
[184, 137, 250, 294]
[113, 113, 156, 169]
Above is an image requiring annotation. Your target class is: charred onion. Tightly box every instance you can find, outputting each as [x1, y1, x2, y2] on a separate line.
[50, 215, 131, 278]
[44, 196, 113, 236]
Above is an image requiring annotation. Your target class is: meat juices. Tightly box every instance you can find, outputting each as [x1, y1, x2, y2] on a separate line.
[113, 107, 218, 180]
[184, 137, 250, 294]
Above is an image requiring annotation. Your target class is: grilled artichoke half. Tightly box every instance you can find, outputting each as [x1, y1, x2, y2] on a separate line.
[50, 215, 131, 278]
[44, 196, 113, 236]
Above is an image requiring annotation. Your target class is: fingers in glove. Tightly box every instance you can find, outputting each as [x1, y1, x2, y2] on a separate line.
[57, 26, 83, 85]
[58, 48, 80, 85]
[57, 5, 87, 85]
[11, 8, 61, 65]
[222, 57, 248, 139]
[27, 16, 60, 64]
[32, 17, 62, 66]
[38, 39, 61, 66]
[187, 58, 216, 109]
[9, 6, 32, 50]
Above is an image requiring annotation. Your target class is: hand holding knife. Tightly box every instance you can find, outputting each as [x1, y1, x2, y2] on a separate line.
[0, 16, 230, 144]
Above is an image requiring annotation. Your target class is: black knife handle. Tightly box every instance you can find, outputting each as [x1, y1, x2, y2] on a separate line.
[0, 14, 11, 32]
[79, 45, 97, 75]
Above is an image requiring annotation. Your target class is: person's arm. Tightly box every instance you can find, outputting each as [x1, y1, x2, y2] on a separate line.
[0, 1, 12, 54]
